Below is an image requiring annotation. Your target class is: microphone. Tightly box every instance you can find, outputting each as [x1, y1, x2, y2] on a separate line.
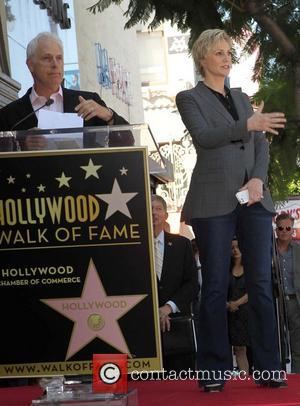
[11, 98, 54, 130]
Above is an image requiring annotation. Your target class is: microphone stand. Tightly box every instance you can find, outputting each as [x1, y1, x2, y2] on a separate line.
[11, 98, 54, 131]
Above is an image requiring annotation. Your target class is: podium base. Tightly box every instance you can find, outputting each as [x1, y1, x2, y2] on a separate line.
[31, 382, 137, 405]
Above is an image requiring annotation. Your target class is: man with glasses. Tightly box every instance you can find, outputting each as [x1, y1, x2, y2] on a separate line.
[276, 213, 300, 372]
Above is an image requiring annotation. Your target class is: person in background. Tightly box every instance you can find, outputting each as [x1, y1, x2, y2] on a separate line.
[276, 213, 300, 373]
[152, 194, 199, 372]
[69, 73, 80, 90]
[0, 32, 133, 148]
[176, 28, 286, 391]
[191, 238, 201, 271]
[227, 239, 249, 376]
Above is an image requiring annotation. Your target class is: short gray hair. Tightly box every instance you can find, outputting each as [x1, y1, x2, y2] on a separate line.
[151, 194, 167, 212]
[26, 32, 63, 60]
[192, 29, 232, 77]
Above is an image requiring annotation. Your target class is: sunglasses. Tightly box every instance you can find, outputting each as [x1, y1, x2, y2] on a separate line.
[277, 226, 292, 231]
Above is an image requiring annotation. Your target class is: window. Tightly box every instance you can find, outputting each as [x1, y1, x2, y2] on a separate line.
[137, 31, 167, 86]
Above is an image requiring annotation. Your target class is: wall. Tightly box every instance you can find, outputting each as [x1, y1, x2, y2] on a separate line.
[139, 22, 195, 143]
[73, 1, 144, 124]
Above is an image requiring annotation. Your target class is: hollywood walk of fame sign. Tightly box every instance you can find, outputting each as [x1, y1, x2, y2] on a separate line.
[0, 147, 162, 377]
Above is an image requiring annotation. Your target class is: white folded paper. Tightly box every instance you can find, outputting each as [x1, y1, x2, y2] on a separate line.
[38, 110, 83, 129]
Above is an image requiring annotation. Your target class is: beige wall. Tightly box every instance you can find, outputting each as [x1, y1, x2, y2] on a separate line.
[139, 23, 195, 143]
[73, 1, 144, 124]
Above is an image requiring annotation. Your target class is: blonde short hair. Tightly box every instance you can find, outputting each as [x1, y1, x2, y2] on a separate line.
[192, 29, 232, 77]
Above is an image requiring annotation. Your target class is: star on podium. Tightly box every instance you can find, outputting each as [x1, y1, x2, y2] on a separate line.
[55, 172, 72, 188]
[41, 259, 147, 359]
[7, 175, 15, 184]
[37, 184, 46, 192]
[96, 178, 137, 220]
[80, 158, 102, 179]
[119, 166, 128, 176]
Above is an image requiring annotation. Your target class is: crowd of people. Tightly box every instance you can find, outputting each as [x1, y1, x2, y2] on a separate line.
[0, 28, 298, 395]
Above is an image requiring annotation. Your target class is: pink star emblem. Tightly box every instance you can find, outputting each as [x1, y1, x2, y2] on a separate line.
[41, 259, 147, 359]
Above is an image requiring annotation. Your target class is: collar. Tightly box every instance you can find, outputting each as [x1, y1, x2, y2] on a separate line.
[30, 85, 63, 105]
[203, 82, 231, 98]
[278, 243, 292, 255]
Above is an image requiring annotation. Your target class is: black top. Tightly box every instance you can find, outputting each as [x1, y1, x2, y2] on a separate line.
[203, 84, 239, 121]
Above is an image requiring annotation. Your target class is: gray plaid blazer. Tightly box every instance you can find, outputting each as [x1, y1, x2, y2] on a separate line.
[176, 81, 275, 221]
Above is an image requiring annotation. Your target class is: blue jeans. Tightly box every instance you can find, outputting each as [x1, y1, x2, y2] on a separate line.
[191, 203, 280, 384]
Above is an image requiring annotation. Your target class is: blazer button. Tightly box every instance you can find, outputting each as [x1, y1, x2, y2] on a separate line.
[240, 145, 245, 150]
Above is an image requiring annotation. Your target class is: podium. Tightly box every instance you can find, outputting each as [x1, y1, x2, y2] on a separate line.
[0, 125, 173, 381]
[0, 124, 173, 188]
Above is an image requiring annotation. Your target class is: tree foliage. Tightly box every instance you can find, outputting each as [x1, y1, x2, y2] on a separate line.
[252, 73, 300, 200]
[89, 0, 300, 108]
[88, 0, 300, 200]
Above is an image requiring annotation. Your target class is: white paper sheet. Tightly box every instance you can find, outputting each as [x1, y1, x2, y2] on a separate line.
[38, 110, 83, 129]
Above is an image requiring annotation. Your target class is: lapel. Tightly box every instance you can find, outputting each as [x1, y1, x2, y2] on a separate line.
[194, 81, 234, 123]
[62, 87, 79, 112]
[160, 232, 174, 281]
[230, 89, 247, 121]
[13, 87, 80, 130]
[16, 88, 38, 129]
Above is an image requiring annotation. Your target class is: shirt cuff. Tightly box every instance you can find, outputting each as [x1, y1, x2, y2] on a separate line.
[166, 300, 180, 313]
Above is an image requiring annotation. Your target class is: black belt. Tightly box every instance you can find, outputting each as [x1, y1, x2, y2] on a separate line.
[285, 294, 297, 300]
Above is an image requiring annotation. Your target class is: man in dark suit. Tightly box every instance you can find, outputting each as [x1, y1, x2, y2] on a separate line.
[152, 194, 199, 372]
[0, 32, 133, 148]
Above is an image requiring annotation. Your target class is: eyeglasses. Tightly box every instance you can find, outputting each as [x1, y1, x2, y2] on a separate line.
[277, 226, 292, 231]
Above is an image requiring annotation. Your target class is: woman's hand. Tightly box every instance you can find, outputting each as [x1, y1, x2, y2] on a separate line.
[247, 101, 286, 135]
[227, 301, 239, 312]
[239, 178, 263, 206]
